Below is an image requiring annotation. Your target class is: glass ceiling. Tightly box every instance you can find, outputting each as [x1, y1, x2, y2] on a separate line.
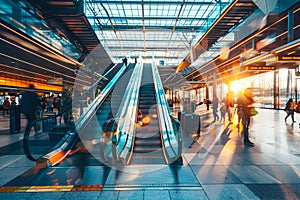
[85, 0, 234, 66]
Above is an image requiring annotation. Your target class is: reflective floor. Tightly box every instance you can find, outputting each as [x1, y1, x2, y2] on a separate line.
[1, 108, 300, 199]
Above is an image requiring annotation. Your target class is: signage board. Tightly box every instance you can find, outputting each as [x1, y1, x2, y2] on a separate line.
[246, 66, 275, 71]
[276, 55, 300, 62]
[46, 78, 63, 85]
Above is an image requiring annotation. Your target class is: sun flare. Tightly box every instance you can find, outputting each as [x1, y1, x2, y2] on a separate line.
[230, 81, 243, 93]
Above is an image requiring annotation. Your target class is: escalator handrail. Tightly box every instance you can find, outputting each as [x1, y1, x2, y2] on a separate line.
[74, 63, 128, 131]
[39, 63, 128, 166]
[26, 62, 120, 132]
[23, 63, 126, 162]
[70, 63, 122, 120]
[151, 60, 180, 162]
[113, 61, 143, 160]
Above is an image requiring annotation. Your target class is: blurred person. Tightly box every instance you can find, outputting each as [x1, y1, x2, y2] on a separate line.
[220, 102, 226, 123]
[225, 92, 234, 123]
[212, 96, 219, 123]
[21, 84, 40, 131]
[47, 95, 54, 112]
[56, 95, 62, 113]
[234, 92, 243, 128]
[123, 56, 127, 66]
[2, 97, 10, 116]
[284, 98, 296, 123]
[236, 88, 255, 147]
[11, 99, 17, 106]
[204, 98, 210, 110]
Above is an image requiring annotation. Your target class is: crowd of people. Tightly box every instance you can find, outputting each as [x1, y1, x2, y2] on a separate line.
[1, 92, 62, 116]
[1, 85, 64, 131]
[1, 84, 75, 133]
[201, 89, 300, 147]
[202, 89, 256, 147]
[2, 83, 298, 148]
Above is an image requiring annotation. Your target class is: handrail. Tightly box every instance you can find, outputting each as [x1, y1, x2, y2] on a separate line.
[112, 60, 143, 161]
[151, 60, 182, 164]
[23, 63, 126, 163]
[74, 63, 127, 131]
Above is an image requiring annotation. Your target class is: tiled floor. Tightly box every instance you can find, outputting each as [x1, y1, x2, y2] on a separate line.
[1, 108, 300, 199]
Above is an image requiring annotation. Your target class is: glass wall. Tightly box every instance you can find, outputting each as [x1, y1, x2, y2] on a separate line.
[181, 67, 299, 111]
[229, 68, 298, 109]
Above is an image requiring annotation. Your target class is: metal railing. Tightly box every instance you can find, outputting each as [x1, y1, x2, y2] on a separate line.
[23, 63, 127, 165]
[151, 60, 182, 164]
[112, 60, 143, 162]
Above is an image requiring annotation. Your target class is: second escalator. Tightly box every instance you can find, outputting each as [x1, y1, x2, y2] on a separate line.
[130, 63, 166, 164]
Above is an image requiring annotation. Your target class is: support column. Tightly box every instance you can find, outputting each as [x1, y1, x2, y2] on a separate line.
[287, 70, 291, 98]
[288, 9, 294, 42]
[213, 71, 217, 99]
[190, 42, 194, 63]
[206, 76, 209, 101]
[274, 70, 277, 109]
[171, 85, 174, 104]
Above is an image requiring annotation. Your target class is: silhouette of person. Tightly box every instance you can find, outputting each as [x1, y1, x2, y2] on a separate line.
[204, 98, 210, 110]
[21, 84, 40, 131]
[47, 95, 54, 112]
[123, 57, 127, 66]
[284, 98, 296, 123]
[220, 103, 226, 123]
[212, 96, 219, 122]
[237, 88, 255, 147]
[2, 97, 10, 116]
[225, 92, 234, 123]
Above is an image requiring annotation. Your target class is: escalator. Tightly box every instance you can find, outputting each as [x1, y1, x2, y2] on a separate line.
[23, 62, 130, 164]
[97, 63, 135, 127]
[52, 63, 136, 167]
[7, 63, 136, 186]
[81, 64, 135, 163]
[129, 63, 165, 164]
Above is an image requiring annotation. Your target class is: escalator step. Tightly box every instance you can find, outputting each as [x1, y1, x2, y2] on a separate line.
[133, 147, 162, 153]
[132, 151, 163, 158]
[139, 105, 156, 109]
[139, 100, 156, 104]
[140, 93, 155, 96]
[135, 138, 162, 146]
[136, 124, 160, 134]
[130, 156, 166, 165]
[135, 131, 160, 139]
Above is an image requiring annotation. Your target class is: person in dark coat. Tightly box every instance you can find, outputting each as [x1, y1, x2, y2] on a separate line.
[21, 84, 40, 130]
[212, 96, 219, 123]
[2, 97, 10, 116]
[284, 98, 296, 123]
[123, 57, 127, 66]
[237, 88, 255, 147]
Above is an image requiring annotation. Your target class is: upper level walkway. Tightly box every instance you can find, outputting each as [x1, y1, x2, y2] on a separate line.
[1, 107, 300, 199]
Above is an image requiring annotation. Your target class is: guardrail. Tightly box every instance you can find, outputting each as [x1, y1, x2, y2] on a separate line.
[151, 60, 182, 164]
[112, 60, 143, 162]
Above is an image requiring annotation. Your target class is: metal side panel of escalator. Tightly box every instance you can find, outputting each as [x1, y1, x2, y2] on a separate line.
[73, 63, 136, 164]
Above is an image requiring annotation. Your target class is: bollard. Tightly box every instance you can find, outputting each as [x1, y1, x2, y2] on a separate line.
[10, 105, 21, 133]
